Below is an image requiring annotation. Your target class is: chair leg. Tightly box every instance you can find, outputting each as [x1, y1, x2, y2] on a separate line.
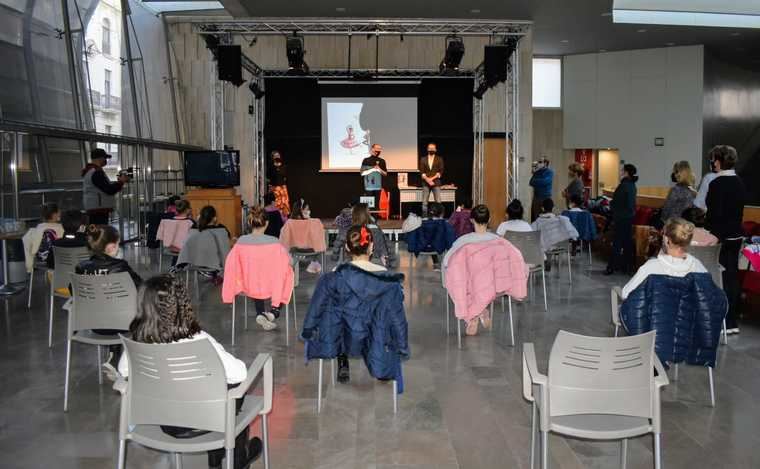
[541, 269, 548, 311]
[48, 290, 55, 348]
[97, 345, 103, 385]
[614, 325, 619, 337]
[620, 438, 628, 469]
[64, 339, 72, 412]
[445, 293, 450, 335]
[262, 413, 270, 469]
[457, 318, 462, 349]
[530, 402, 537, 469]
[567, 251, 572, 283]
[117, 440, 126, 469]
[392, 379, 398, 414]
[331, 358, 336, 387]
[225, 448, 234, 469]
[654, 433, 662, 469]
[588, 241, 592, 266]
[674, 364, 679, 381]
[293, 288, 298, 330]
[501, 295, 505, 313]
[27, 269, 33, 309]
[285, 303, 290, 346]
[243, 297, 248, 331]
[317, 359, 323, 413]
[508, 297, 515, 347]
[185, 269, 189, 288]
[159, 249, 163, 272]
[541, 431, 549, 469]
[708, 367, 715, 407]
[231, 299, 236, 346]
[174, 453, 182, 469]
[721, 320, 728, 345]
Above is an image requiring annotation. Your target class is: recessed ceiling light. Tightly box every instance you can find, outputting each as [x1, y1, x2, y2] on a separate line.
[336, 7, 346, 12]
[637, 28, 647, 33]
[599, 49, 607, 52]
[665, 42, 676, 46]
[601, 12, 612, 17]
[560, 39, 569, 43]
[470, 9, 481, 14]
[730, 32, 741, 36]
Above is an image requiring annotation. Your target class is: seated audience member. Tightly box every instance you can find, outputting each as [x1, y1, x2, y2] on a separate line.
[531, 198, 579, 253]
[681, 207, 718, 247]
[223, 206, 293, 332]
[331, 203, 394, 267]
[290, 198, 310, 220]
[443, 205, 529, 336]
[622, 218, 707, 299]
[22, 203, 64, 273]
[496, 199, 533, 236]
[47, 210, 88, 270]
[177, 206, 232, 283]
[302, 225, 409, 385]
[263, 192, 285, 238]
[76, 225, 142, 381]
[406, 202, 455, 270]
[619, 218, 727, 367]
[118, 274, 262, 469]
[334, 202, 354, 232]
[561, 194, 598, 255]
[448, 198, 474, 239]
[280, 198, 326, 255]
[173, 199, 197, 228]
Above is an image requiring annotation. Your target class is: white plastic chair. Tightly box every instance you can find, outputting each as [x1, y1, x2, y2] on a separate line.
[504, 231, 547, 311]
[48, 246, 91, 348]
[313, 358, 398, 415]
[523, 330, 668, 469]
[690, 244, 728, 345]
[64, 272, 137, 411]
[546, 241, 572, 283]
[115, 338, 273, 469]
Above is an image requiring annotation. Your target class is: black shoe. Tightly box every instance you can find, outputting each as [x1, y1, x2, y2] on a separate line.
[603, 267, 615, 276]
[337, 356, 350, 384]
[239, 437, 263, 469]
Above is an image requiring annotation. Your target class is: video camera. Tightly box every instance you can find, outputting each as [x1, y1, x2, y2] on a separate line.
[118, 167, 135, 181]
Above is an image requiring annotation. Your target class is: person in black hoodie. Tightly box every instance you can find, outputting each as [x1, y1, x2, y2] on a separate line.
[605, 163, 638, 275]
[76, 224, 143, 381]
[705, 145, 747, 334]
[47, 210, 88, 270]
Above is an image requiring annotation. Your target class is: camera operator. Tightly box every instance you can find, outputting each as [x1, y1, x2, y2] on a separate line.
[82, 148, 129, 225]
[529, 157, 554, 221]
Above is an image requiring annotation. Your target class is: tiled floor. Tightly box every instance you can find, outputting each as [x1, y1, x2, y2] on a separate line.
[1, 243, 760, 468]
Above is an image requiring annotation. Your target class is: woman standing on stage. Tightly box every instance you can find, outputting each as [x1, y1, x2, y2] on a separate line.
[268, 150, 290, 217]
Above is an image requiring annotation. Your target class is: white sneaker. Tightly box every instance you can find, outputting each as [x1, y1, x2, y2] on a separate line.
[263, 312, 276, 322]
[728, 328, 740, 335]
[102, 353, 119, 382]
[256, 315, 277, 331]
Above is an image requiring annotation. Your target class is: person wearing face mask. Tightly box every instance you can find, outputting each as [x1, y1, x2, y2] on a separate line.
[75, 224, 143, 381]
[529, 157, 554, 221]
[418, 142, 445, 215]
[360, 143, 388, 209]
[693, 153, 719, 211]
[604, 163, 638, 276]
[660, 161, 696, 225]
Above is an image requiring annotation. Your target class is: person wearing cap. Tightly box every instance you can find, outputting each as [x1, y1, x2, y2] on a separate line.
[82, 148, 129, 225]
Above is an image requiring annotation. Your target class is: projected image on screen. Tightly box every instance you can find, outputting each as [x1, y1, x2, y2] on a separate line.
[321, 97, 418, 172]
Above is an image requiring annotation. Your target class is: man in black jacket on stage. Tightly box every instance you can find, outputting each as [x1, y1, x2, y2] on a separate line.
[705, 145, 747, 335]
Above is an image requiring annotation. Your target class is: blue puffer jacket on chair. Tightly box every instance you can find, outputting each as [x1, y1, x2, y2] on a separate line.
[620, 273, 727, 367]
[301, 263, 410, 391]
[406, 219, 455, 255]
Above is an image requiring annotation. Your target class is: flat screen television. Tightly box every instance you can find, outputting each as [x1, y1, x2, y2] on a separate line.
[184, 150, 240, 188]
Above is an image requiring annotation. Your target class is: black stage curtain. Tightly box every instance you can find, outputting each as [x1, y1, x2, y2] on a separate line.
[264, 77, 473, 218]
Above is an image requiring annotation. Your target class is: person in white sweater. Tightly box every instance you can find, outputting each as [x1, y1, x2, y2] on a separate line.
[118, 274, 262, 469]
[21, 203, 63, 273]
[622, 217, 707, 299]
[496, 199, 533, 236]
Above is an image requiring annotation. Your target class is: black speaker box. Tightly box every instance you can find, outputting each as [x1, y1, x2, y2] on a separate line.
[217, 45, 243, 85]
[484, 45, 509, 84]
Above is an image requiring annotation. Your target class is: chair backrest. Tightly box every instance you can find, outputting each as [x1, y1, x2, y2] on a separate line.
[690, 244, 722, 286]
[122, 337, 229, 433]
[52, 246, 91, 290]
[69, 272, 137, 333]
[548, 330, 656, 419]
[157, 218, 194, 250]
[503, 230, 543, 266]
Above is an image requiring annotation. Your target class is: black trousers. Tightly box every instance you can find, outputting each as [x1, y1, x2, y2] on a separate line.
[607, 218, 634, 273]
[720, 238, 743, 329]
[364, 190, 381, 210]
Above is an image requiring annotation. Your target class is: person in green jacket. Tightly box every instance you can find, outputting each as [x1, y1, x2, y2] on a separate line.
[605, 163, 638, 275]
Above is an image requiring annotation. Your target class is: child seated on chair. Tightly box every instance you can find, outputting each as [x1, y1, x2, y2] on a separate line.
[496, 199, 533, 236]
[76, 225, 142, 381]
[22, 203, 64, 274]
[263, 192, 284, 238]
[173, 199, 197, 229]
[681, 207, 718, 247]
[47, 210, 87, 270]
[406, 203, 455, 271]
[448, 197, 474, 239]
[331, 203, 394, 267]
[561, 194, 595, 255]
[118, 274, 263, 469]
[531, 198, 579, 270]
[303, 225, 409, 385]
[177, 206, 232, 285]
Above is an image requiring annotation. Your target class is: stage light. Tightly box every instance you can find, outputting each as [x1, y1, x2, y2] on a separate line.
[440, 35, 465, 75]
[473, 81, 489, 100]
[249, 81, 265, 100]
[286, 34, 309, 75]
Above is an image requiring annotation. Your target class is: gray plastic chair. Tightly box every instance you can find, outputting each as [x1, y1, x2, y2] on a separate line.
[523, 330, 668, 469]
[504, 231, 547, 311]
[231, 284, 296, 346]
[313, 358, 398, 414]
[48, 246, 91, 348]
[546, 241, 572, 283]
[64, 272, 137, 411]
[114, 338, 273, 469]
[27, 259, 47, 309]
[689, 244, 728, 345]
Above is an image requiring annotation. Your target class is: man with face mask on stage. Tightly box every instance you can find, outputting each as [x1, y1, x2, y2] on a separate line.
[360, 143, 388, 209]
[418, 142, 445, 216]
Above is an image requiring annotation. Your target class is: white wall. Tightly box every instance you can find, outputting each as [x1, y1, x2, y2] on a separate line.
[563, 45, 704, 186]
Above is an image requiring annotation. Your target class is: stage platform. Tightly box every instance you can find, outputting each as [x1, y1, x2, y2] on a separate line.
[321, 218, 404, 240]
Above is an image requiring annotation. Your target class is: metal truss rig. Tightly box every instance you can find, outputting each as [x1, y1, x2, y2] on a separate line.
[194, 18, 530, 37]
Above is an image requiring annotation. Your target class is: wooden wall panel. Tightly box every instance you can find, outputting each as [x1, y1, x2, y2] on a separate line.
[484, 137, 508, 228]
